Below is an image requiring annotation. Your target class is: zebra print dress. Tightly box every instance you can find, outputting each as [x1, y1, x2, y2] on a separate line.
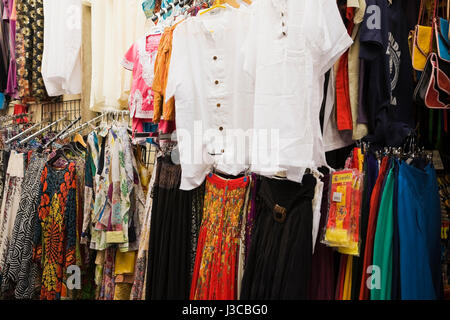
[0, 155, 45, 299]
[0, 151, 25, 286]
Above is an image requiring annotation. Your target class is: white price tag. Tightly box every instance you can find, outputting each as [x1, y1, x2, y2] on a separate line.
[333, 192, 342, 203]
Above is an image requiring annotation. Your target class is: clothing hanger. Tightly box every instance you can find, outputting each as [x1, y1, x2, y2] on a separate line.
[42, 116, 81, 151]
[200, 0, 227, 15]
[73, 133, 87, 149]
[47, 148, 70, 167]
[223, 0, 240, 8]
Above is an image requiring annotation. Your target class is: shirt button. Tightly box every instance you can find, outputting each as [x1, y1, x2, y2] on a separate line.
[221, 149, 225, 153]
[281, 12, 284, 17]
[217, 103, 221, 108]
[213, 56, 217, 60]
[215, 80, 219, 85]
[282, 32, 286, 36]
[282, 22, 285, 27]
[219, 126, 223, 131]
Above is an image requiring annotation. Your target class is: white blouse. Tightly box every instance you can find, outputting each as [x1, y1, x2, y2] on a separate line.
[242, 0, 353, 181]
[166, 7, 254, 191]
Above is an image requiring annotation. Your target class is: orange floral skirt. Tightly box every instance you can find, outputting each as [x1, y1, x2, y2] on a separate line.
[190, 174, 249, 300]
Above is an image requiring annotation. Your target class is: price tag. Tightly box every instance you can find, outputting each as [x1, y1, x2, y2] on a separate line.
[333, 192, 343, 203]
[432, 150, 444, 171]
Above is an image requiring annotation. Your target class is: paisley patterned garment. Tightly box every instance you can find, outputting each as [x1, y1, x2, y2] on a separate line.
[15, 0, 48, 100]
[190, 174, 249, 300]
[130, 158, 158, 300]
[33, 162, 77, 300]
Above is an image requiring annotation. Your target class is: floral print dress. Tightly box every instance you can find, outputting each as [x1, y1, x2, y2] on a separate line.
[190, 174, 249, 300]
[33, 162, 77, 300]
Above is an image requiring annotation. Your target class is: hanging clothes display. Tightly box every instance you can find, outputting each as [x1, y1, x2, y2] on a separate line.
[0, 0, 448, 303]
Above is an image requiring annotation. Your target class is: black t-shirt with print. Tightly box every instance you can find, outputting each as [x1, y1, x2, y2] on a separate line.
[360, 0, 414, 147]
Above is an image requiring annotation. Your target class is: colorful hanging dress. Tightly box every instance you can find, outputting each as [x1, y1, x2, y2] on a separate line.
[33, 162, 77, 300]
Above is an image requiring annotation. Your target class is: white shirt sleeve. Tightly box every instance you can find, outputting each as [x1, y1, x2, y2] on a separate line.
[308, 0, 354, 75]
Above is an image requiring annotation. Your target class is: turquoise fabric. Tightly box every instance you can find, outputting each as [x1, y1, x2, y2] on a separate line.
[371, 167, 395, 300]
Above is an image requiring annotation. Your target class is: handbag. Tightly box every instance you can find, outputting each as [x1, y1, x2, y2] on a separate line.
[414, 52, 450, 109]
[434, 0, 450, 61]
[412, 0, 437, 71]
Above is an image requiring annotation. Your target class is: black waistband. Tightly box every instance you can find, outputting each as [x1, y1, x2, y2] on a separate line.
[258, 174, 317, 223]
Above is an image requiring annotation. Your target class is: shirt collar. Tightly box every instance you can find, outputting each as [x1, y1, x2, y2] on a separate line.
[271, 0, 287, 13]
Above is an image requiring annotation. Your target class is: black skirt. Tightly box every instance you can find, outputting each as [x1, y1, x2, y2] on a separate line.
[145, 156, 197, 300]
[240, 174, 316, 300]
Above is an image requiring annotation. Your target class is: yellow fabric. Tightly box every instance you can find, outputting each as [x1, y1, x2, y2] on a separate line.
[106, 230, 125, 244]
[114, 250, 136, 275]
[342, 256, 353, 300]
[113, 283, 132, 300]
[412, 25, 433, 71]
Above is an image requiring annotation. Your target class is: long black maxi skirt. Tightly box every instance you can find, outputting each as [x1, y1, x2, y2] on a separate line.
[145, 156, 201, 300]
[240, 174, 316, 300]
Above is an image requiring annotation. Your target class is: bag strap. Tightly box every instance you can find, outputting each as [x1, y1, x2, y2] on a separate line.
[429, 0, 438, 51]
[447, 0, 449, 21]
[418, 0, 425, 26]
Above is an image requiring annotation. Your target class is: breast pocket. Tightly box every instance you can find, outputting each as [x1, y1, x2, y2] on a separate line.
[255, 42, 308, 139]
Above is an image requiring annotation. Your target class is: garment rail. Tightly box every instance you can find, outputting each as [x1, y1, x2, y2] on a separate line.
[43, 116, 81, 149]
[60, 114, 104, 140]
[19, 115, 67, 145]
[5, 122, 42, 145]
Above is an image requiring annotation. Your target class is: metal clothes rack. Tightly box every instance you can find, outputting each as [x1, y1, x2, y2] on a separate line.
[19, 116, 67, 145]
[60, 114, 104, 140]
[43, 116, 82, 149]
[5, 122, 42, 145]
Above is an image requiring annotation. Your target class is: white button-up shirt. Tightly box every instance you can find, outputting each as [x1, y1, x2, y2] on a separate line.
[166, 7, 254, 190]
[243, 0, 353, 181]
